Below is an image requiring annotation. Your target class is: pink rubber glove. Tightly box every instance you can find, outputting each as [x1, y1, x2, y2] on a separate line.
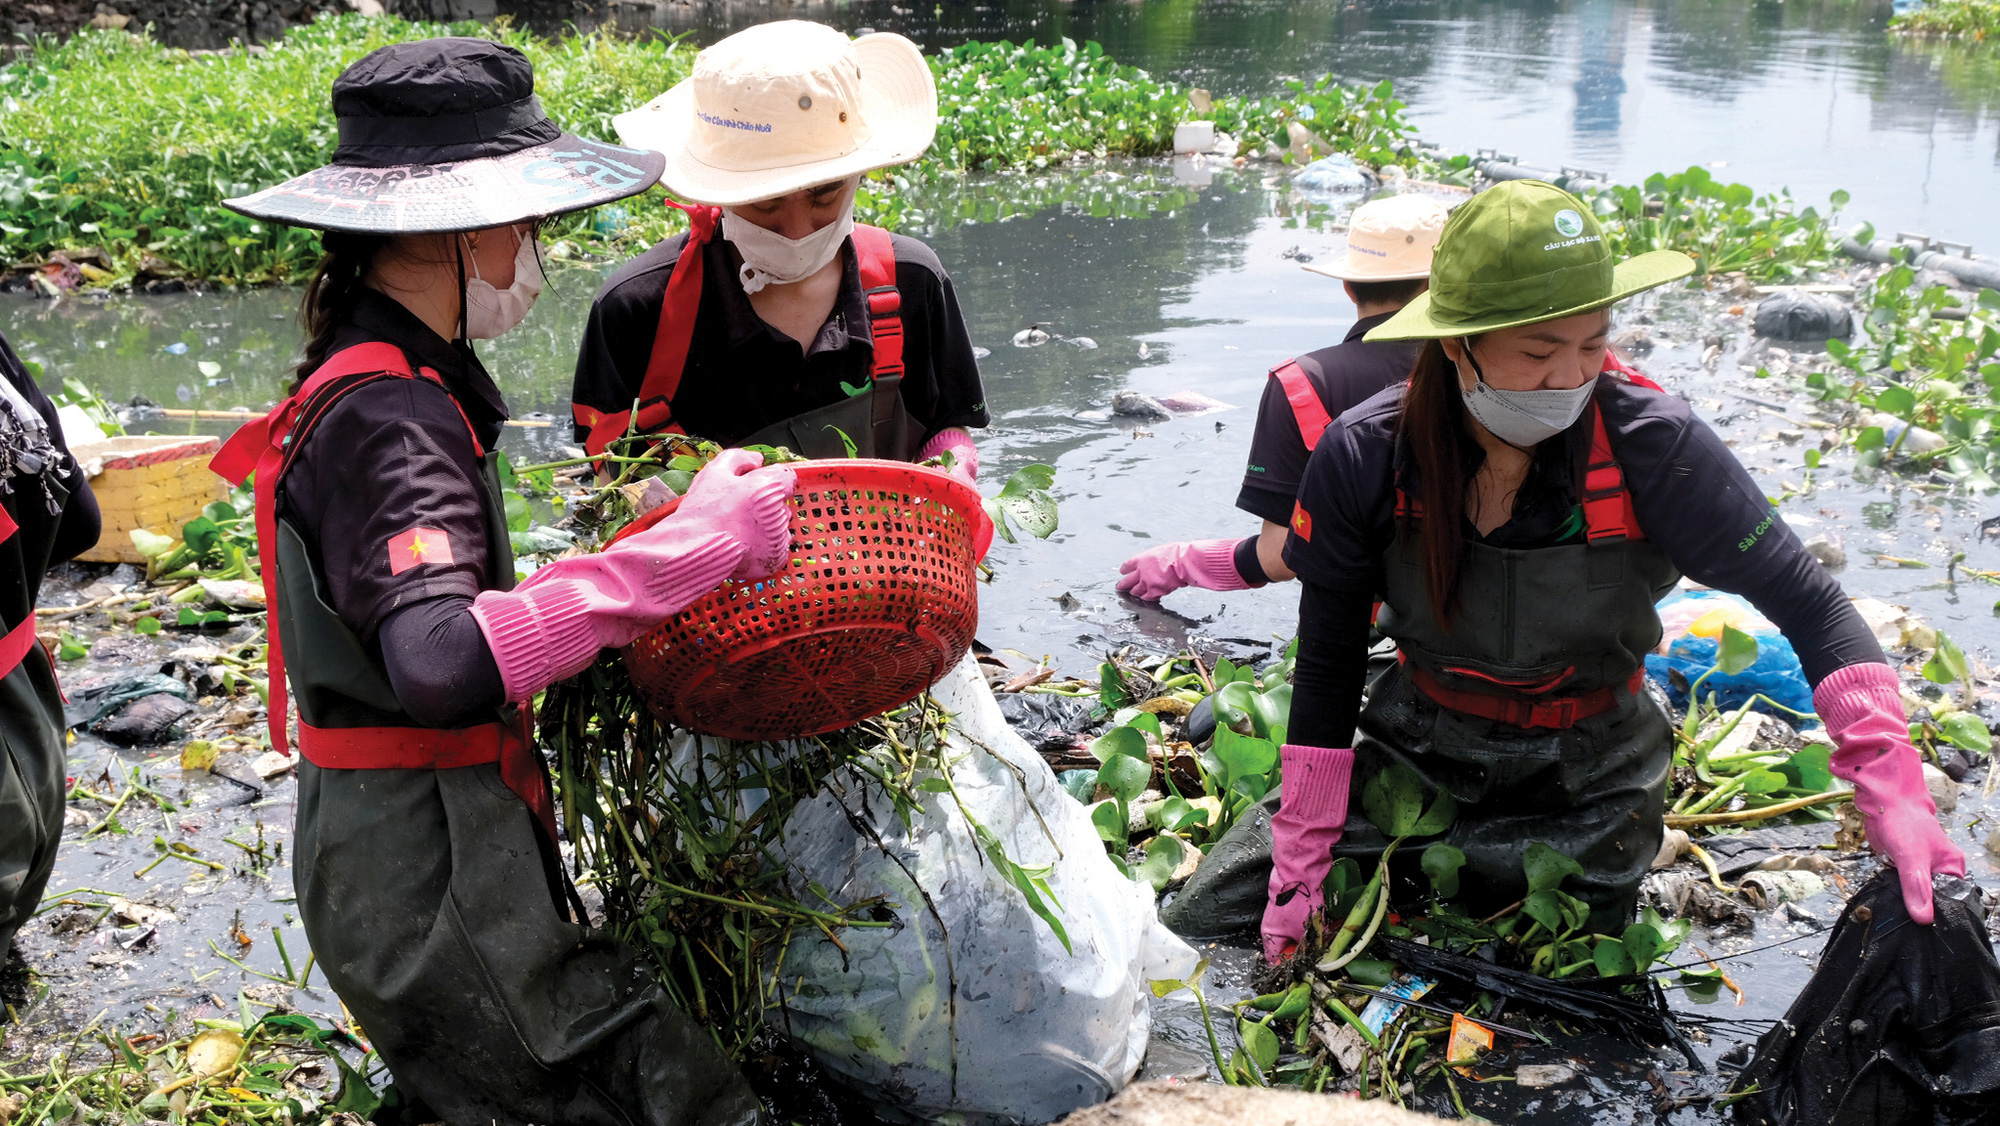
[920, 427, 979, 485]
[1262, 745, 1355, 963]
[470, 449, 796, 701]
[1814, 661, 1967, 924]
[1117, 539, 1260, 601]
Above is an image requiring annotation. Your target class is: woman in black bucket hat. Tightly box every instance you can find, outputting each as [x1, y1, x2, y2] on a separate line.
[213, 38, 784, 1126]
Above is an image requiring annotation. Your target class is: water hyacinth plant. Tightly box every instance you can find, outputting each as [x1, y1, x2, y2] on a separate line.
[0, 16, 1428, 287]
[1889, 0, 2000, 38]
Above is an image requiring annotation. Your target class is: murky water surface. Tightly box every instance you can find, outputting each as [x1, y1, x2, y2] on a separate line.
[7, 166, 2000, 1119]
[560, 0, 2000, 249]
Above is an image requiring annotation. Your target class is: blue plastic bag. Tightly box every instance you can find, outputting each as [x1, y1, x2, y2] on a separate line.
[1645, 589, 1815, 721]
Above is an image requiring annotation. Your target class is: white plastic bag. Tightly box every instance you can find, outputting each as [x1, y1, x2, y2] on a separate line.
[769, 656, 1198, 1124]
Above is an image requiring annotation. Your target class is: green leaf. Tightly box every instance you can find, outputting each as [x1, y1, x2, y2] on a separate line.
[1942, 712, 1992, 754]
[129, 527, 175, 558]
[1522, 889, 1565, 932]
[135, 616, 162, 635]
[1090, 725, 1148, 763]
[915, 777, 955, 793]
[1593, 937, 1637, 978]
[1239, 1018, 1281, 1072]
[1854, 425, 1886, 453]
[1362, 760, 1457, 838]
[1717, 624, 1760, 675]
[56, 633, 87, 661]
[1739, 768, 1788, 795]
[1247, 683, 1292, 742]
[1924, 631, 1971, 686]
[1212, 680, 1255, 730]
[1210, 726, 1278, 788]
[1523, 840, 1585, 893]
[1099, 661, 1130, 709]
[176, 606, 202, 626]
[1874, 383, 1917, 418]
[999, 464, 1056, 495]
[1420, 842, 1466, 897]
[1097, 752, 1152, 803]
[1776, 744, 1834, 791]
[1620, 922, 1665, 969]
[1123, 710, 1166, 741]
[1091, 800, 1128, 846]
[1133, 834, 1186, 892]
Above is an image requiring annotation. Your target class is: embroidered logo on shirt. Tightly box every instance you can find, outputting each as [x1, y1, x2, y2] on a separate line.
[387, 527, 454, 574]
[1290, 501, 1313, 542]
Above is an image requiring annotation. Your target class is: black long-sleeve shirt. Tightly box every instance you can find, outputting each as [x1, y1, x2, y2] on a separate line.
[277, 291, 506, 729]
[1281, 378, 1883, 749]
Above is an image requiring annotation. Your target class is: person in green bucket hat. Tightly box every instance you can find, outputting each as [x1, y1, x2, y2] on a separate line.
[1193, 180, 1960, 963]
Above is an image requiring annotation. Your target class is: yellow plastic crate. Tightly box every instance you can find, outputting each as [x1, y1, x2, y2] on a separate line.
[69, 435, 228, 564]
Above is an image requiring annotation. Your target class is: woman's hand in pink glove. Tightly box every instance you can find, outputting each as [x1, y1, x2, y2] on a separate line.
[640, 447, 796, 580]
[919, 427, 979, 486]
[1262, 745, 1355, 963]
[1117, 539, 1260, 601]
[1814, 661, 1968, 924]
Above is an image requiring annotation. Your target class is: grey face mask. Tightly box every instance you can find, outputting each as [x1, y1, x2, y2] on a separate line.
[1457, 342, 1597, 448]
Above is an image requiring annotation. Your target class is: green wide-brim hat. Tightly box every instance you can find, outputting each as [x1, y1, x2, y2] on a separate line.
[1365, 180, 1694, 342]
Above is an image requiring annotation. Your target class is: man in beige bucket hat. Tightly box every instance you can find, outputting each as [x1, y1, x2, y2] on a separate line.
[572, 20, 987, 480]
[1117, 193, 1448, 605]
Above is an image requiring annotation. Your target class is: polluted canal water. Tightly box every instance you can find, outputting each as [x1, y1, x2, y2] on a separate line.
[7, 165, 2000, 1122]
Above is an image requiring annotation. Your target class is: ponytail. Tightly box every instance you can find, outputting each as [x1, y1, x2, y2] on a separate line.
[1393, 339, 1482, 630]
[294, 231, 390, 387]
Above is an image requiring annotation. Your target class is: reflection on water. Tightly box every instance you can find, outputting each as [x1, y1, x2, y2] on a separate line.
[546, 0, 1998, 247]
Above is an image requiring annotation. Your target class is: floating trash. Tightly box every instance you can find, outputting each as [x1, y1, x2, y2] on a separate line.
[163, 342, 189, 355]
[1013, 324, 1052, 347]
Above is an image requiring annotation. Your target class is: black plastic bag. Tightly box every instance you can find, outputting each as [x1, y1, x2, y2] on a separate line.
[1733, 870, 2000, 1126]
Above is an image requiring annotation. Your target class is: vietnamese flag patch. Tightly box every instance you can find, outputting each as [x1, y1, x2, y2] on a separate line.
[387, 527, 453, 574]
[1290, 501, 1313, 542]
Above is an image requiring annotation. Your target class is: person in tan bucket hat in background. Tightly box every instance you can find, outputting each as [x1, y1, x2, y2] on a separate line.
[1117, 193, 1448, 604]
[571, 20, 988, 480]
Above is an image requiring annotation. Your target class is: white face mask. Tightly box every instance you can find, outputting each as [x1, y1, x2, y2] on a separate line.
[722, 182, 856, 295]
[1457, 341, 1598, 448]
[463, 227, 543, 340]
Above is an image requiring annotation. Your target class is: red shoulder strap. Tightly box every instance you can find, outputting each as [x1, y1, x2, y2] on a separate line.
[208, 341, 445, 758]
[852, 223, 904, 383]
[1271, 360, 1333, 453]
[578, 203, 720, 457]
[1581, 401, 1643, 543]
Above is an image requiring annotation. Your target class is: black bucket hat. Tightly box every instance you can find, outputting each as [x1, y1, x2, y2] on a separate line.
[224, 38, 664, 235]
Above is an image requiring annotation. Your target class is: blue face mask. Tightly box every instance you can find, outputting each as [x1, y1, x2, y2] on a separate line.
[1457, 342, 1597, 448]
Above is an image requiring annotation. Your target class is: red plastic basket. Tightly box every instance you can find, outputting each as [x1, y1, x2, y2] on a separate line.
[610, 459, 993, 740]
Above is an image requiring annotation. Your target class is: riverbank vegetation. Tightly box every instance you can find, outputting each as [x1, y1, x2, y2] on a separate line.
[0, 13, 1856, 293]
[1890, 0, 2000, 38]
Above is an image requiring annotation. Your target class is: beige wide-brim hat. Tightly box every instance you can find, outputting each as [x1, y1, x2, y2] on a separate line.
[613, 21, 938, 208]
[1303, 193, 1450, 282]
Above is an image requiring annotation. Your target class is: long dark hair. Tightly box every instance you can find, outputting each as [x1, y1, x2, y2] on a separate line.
[294, 231, 391, 386]
[1393, 338, 1482, 630]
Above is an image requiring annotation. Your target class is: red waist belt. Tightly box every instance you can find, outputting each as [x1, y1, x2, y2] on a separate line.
[1408, 665, 1645, 730]
[296, 709, 556, 839]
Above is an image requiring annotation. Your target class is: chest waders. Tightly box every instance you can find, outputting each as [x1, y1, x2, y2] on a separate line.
[213, 345, 758, 1126]
[1162, 376, 1678, 940]
[0, 483, 75, 955]
[1351, 395, 1680, 932]
[575, 207, 924, 463]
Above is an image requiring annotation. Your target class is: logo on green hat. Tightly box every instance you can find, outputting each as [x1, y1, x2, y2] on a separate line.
[1553, 209, 1584, 238]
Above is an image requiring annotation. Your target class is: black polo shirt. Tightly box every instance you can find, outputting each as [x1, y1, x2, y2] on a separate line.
[1234, 312, 1421, 526]
[571, 227, 988, 448]
[277, 289, 507, 641]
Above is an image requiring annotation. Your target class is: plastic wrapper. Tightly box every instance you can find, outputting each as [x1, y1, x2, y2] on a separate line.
[1644, 589, 1814, 721]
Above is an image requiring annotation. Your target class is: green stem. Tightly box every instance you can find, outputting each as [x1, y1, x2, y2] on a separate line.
[1322, 993, 1382, 1051]
[511, 453, 661, 475]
